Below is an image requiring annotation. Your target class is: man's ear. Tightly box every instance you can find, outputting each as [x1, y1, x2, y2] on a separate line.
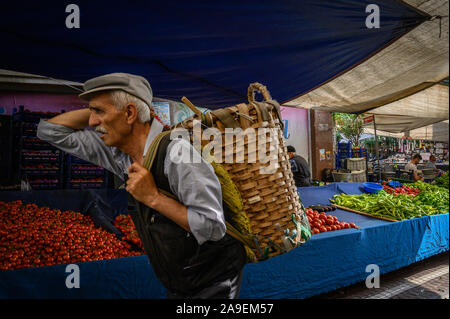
[125, 103, 139, 124]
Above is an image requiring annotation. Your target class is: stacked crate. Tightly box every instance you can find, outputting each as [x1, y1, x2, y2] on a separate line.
[336, 142, 352, 169]
[13, 107, 64, 190]
[66, 155, 109, 189]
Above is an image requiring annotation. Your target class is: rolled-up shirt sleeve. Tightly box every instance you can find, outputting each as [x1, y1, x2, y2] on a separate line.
[36, 119, 127, 178]
[164, 138, 226, 245]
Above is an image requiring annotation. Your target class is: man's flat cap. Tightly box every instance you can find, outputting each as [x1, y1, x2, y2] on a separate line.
[79, 73, 153, 105]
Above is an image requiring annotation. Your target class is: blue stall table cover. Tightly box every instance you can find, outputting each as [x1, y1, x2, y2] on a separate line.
[0, 183, 447, 298]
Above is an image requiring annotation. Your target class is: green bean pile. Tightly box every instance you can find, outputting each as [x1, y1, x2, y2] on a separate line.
[330, 182, 449, 221]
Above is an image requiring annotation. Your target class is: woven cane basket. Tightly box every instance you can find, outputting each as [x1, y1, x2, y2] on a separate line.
[175, 83, 306, 261]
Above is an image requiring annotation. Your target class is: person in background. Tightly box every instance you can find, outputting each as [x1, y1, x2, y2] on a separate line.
[405, 153, 424, 181]
[426, 155, 443, 176]
[287, 145, 312, 187]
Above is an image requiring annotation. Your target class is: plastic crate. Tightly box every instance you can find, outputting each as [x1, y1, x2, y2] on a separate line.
[27, 177, 61, 190]
[352, 147, 367, 158]
[12, 107, 61, 124]
[338, 142, 352, 150]
[67, 176, 108, 189]
[21, 150, 62, 162]
[66, 155, 108, 189]
[68, 155, 92, 164]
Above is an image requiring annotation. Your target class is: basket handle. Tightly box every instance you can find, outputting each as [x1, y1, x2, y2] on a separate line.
[248, 83, 272, 103]
[181, 96, 202, 118]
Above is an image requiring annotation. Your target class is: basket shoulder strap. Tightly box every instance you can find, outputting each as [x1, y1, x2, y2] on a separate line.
[142, 130, 172, 171]
[211, 108, 240, 129]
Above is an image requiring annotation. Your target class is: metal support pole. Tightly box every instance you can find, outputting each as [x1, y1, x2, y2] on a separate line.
[373, 117, 381, 181]
[307, 109, 313, 174]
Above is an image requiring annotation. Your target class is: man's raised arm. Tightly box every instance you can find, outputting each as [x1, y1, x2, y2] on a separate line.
[37, 109, 126, 178]
[47, 108, 91, 130]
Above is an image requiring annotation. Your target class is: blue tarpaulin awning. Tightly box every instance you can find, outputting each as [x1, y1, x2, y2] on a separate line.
[0, 1, 427, 109]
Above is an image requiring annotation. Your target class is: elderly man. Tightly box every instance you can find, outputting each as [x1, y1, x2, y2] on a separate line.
[37, 73, 246, 298]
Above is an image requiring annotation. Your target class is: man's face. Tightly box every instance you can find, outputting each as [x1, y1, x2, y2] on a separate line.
[288, 152, 294, 159]
[88, 92, 131, 147]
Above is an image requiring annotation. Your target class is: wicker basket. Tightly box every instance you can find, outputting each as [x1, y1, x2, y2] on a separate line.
[175, 83, 306, 261]
[351, 170, 367, 183]
[332, 170, 352, 182]
[346, 158, 366, 171]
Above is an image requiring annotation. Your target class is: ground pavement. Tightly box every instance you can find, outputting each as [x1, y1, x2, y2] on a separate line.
[310, 251, 449, 299]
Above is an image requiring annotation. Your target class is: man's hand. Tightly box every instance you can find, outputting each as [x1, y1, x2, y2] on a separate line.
[126, 162, 160, 208]
[126, 162, 191, 233]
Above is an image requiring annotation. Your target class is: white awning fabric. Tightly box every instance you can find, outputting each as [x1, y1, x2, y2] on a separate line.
[363, 114, 445, 133]
[364, 120, 449, 142]
[360, 82, 449, 133]
[284, 0, 449, 114]
[364, 83, 448, 119]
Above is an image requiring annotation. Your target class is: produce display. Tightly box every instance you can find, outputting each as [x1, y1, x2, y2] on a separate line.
[434, 171, 449, 189]
[305, 208, 358, 235]
[113, 214, 144, 251]
[307, 205, 336, 213]
[382, 185, 422, 196]
[0, 201, 143, 271]
[330, 181, 449, 221]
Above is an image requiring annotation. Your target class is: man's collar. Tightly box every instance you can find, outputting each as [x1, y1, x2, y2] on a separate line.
[143, 119, 164, 158]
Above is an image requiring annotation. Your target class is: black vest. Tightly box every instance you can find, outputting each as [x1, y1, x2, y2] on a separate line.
[127, 134, 246, 296]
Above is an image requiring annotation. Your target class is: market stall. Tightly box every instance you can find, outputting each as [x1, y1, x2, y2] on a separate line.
[0, 182, 447, 298]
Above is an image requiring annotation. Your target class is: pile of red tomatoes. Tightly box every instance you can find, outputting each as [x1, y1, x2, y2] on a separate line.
[305, 208, 358, 235]
[383, 185, 422, 196]
[113, 214, 144, 251]
[0, 200, 144, 271]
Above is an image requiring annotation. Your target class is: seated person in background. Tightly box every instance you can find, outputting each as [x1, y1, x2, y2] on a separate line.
[287, 145, 312, 187]
[405, 154, 424, 182]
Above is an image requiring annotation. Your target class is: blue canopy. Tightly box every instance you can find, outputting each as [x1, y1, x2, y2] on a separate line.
[0, 1, 427, 109]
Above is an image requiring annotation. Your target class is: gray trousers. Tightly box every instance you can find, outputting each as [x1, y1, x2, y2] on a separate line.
[166, 269, 244, 299]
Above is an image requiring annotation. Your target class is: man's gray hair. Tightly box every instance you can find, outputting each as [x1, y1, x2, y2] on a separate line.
[109, 90, 151, 123]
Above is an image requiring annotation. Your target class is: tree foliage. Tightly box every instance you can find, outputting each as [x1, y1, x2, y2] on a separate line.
[333, 113, 364, 147]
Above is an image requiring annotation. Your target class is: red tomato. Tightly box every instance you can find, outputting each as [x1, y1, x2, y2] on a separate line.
[331, 225, 337, 231]
[319, 226, 328, 233]
[325, 226, 332, 232]
[349, 222, 357, 228]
